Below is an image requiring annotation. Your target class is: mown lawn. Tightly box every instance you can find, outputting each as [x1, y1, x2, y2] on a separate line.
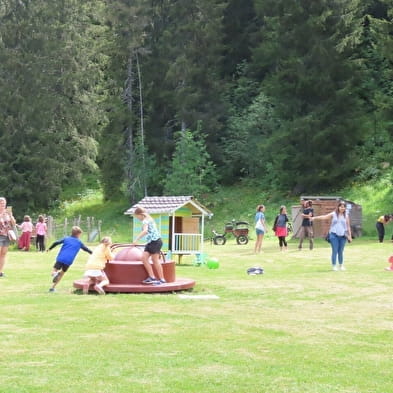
[0, 236, 392, 393]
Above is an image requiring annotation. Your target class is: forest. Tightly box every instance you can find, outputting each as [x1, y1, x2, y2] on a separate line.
[0, 0, 392, 212]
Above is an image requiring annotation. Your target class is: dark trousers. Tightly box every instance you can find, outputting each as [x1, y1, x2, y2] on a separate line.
[376, 222, 384, 243]
[36, 234, 45, 251]
[278, 236, 287, 247]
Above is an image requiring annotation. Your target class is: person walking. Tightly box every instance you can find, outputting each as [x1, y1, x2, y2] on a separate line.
[298, 200, 314, 250]
[273, 205, 289, 251]
[0, 197, 16, 277]
[17, 215, 33, 251]
[312, 201, 352, 271]
[35, 215, 47, 252]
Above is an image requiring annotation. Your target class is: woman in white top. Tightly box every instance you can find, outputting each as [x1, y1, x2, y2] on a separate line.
[312, 201, 352, 271]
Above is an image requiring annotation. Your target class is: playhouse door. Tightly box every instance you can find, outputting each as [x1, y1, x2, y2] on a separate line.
[168, 217, 182, 250]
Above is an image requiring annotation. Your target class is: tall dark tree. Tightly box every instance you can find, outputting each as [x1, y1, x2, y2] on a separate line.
[142, 0, 226, 160]
[249, 0, 367, 192]
[0, 0, 106, 213]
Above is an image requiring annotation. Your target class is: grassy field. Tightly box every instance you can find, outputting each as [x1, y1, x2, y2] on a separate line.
[1, 235, 393, 393]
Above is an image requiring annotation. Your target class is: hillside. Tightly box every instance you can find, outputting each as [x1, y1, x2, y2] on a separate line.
[44, 177, 393, 243]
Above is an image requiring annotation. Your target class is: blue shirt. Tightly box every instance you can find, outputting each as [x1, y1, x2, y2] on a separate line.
[255, 211, 265, 223]
[143, 218, 161, 243]
[49, 236, 92, 265]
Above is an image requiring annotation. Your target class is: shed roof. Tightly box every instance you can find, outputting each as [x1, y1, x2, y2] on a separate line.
[125, 196, 213, 217]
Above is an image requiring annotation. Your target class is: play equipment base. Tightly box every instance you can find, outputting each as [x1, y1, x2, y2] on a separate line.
[73, 245, 196, 293]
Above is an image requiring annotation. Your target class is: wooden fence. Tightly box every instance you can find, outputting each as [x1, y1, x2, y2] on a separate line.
[46, 216, 102, 242]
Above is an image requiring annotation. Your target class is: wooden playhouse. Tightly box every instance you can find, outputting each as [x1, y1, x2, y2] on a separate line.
[125, 196, 213, 261]
[291, 196, 362, 239]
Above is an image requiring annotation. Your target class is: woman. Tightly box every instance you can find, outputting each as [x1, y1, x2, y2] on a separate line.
[274, 205, 289, 251]
[312, 201, 352, 271]
[0, 197, 16, 277]
[254, 205, 267, 254]
[375, 214, 391, 243]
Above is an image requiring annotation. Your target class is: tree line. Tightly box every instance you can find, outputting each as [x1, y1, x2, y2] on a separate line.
[0, 0, 392, 212]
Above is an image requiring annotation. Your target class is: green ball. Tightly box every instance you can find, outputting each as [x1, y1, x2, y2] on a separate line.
[207, 258, 219, 269]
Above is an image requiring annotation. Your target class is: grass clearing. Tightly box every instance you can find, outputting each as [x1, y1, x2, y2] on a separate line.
[1, 236, 393, 393]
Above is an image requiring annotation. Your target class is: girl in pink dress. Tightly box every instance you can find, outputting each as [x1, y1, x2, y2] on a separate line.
[18, 215, 33, 251]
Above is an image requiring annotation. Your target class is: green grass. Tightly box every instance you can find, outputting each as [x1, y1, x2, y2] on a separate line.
[48, 190, 132, 243]
[1, 236, 393, 393]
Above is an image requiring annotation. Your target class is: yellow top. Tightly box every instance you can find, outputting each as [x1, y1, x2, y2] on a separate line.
[377, 216, 387, 224]
[85, 243, 114, 270]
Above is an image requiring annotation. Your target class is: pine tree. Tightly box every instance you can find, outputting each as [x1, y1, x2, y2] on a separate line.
[250, 0, 367, 192]
[163, 127, 217, 197]
[0, 0, 107, 212]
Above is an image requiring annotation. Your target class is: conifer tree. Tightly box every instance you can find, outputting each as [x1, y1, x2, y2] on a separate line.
[0, 0, 106, 212]
[251, 0, 366, 192]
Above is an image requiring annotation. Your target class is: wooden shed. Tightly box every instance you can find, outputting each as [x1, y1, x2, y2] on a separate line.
[125, 196, 213, 258]
[291, 196, 362, 239]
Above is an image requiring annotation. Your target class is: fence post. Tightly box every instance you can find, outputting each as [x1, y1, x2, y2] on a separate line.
[63, 218, 68, 237]
[86, 217, 91, 241]
[47, 216, 54, 239]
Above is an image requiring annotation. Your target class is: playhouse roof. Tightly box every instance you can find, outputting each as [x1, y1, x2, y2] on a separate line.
[124, 196, 213, 217]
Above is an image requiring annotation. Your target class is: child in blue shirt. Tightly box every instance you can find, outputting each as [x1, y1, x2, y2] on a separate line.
[47, 226, 92, 292]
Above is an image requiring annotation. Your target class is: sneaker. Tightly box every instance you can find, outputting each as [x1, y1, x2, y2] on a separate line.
[332, 265, 338, 271]
[142, 277, 156, 284]
[0, 272, 5, 277]
[52, 272, 61, 283]
[339, 265, 346, 271]
[94, 284, 106, 295]
[154, 279, 167, 285]
[49, 288, 56, 292]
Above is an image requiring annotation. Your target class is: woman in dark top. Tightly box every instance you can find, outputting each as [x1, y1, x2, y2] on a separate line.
[274, 205, 289, 251]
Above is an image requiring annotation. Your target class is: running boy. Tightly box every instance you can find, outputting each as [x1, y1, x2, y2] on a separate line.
[47, 226, 92, 292]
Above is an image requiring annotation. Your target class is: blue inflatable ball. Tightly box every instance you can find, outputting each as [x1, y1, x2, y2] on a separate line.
[207, 257, 219, 269]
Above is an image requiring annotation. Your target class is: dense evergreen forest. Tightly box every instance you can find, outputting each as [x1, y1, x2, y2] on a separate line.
[0, 0, 392, 212]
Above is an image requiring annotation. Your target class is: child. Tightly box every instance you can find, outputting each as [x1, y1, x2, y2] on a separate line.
[385, 256, 393, 271]
[273, 205, 289, 251]
[35, 215, 47, 252]
[82, 236, 114, 295]
[17, 215, 33, 251]
[254, 204, 267, 254]
[47, 226, 92, 292]
[298, 200, 314, 250]
[376, 214, 392, 243]
[132, 206, 166, 285]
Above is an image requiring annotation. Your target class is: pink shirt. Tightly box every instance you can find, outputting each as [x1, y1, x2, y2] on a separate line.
[36, 222, 47, 236]
[20, 221, 33, 233]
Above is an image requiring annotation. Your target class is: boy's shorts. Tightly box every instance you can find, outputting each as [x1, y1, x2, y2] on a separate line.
[53, 261, 71, 272]
[145, 239, 162, 254]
